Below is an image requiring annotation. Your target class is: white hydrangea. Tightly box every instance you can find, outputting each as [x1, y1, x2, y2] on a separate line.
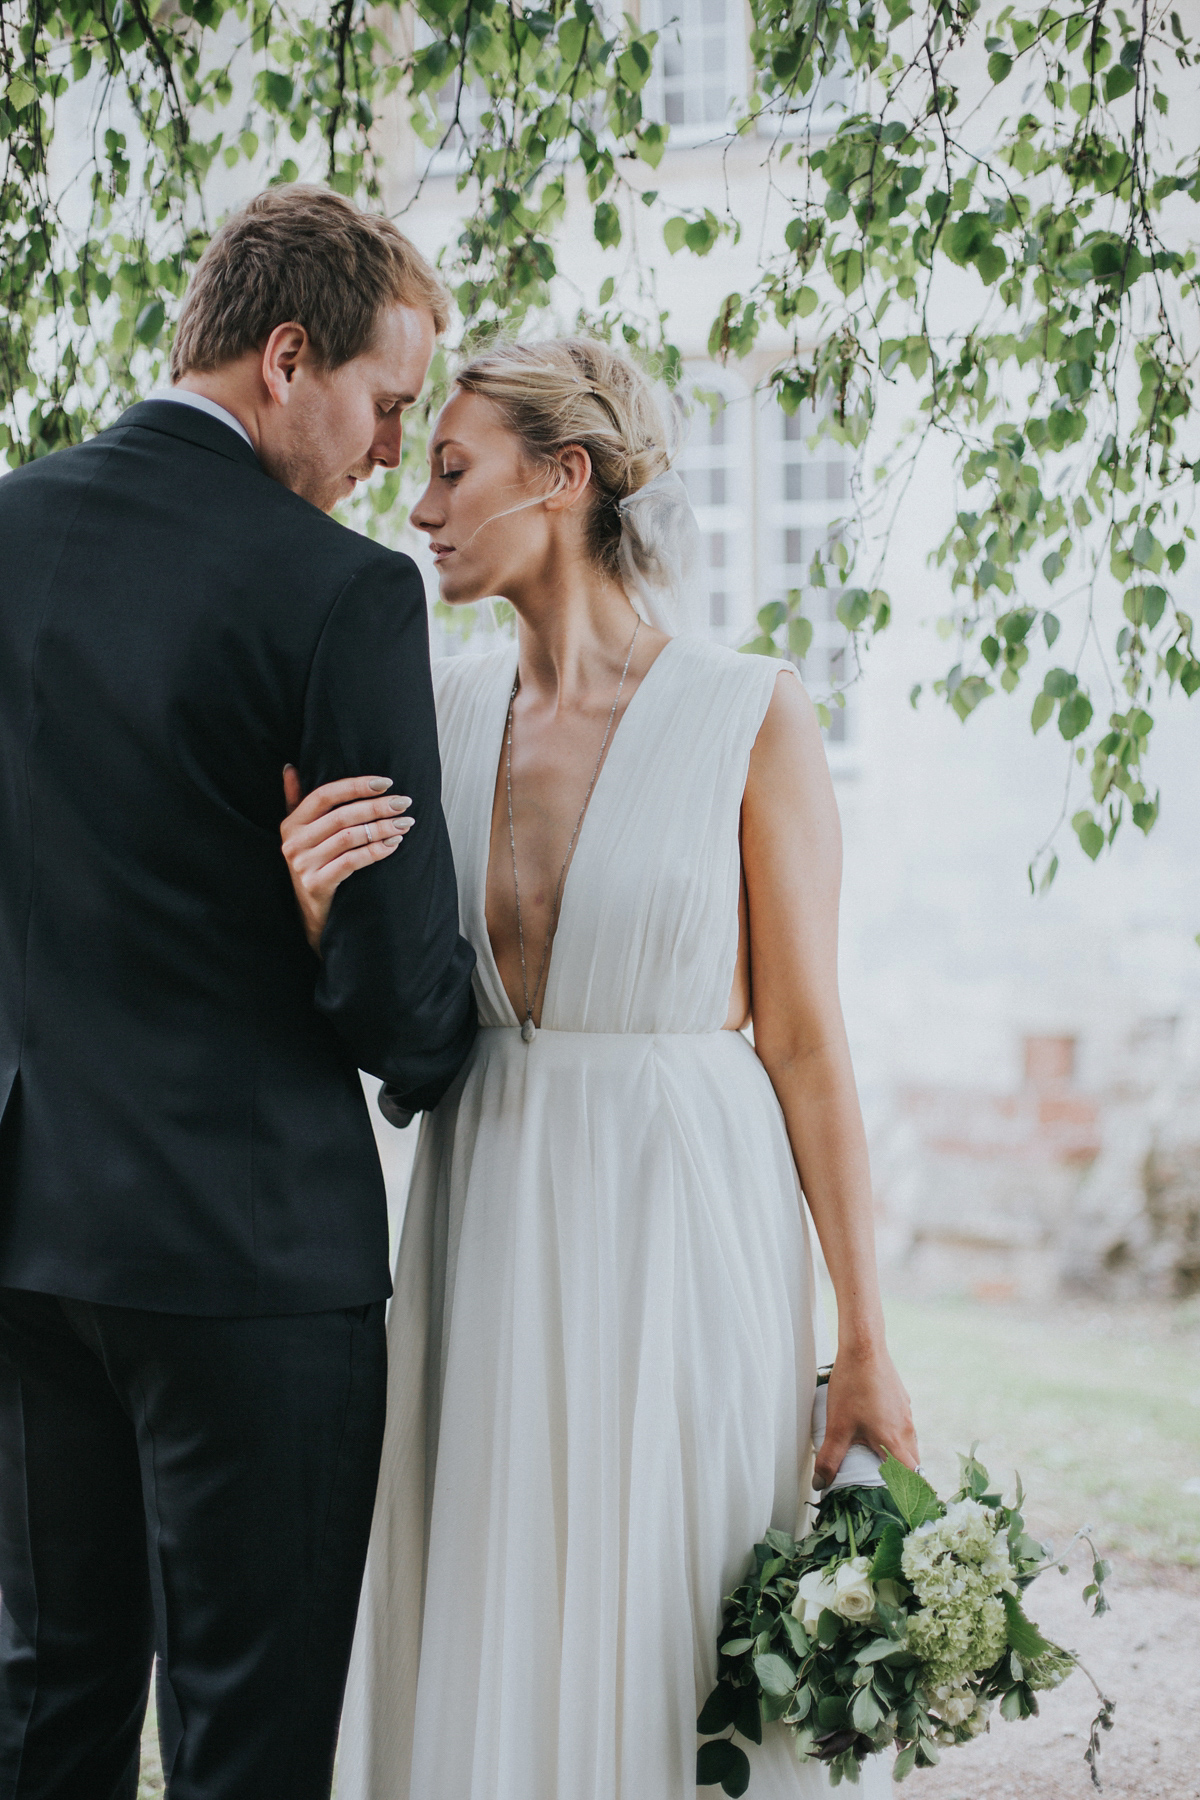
[906, 1592, 1008, 1686]
[901, 1500, 1015, 1686]
[926, 1680, 977, 1727]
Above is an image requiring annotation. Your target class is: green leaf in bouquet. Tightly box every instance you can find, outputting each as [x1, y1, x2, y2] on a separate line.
[697, 1681, 742, 1734]
[892, 1742, 919, 1780]
[785, 1683, 813, 1723]
[1002, 1592, 1055, 1660]
[817, 1608, 842, 1647]
[719, 1638, 754, 1658]
[879, 1455, 943, 1528]
[760, 1556, 787, 1584]
[736, 1684, 764, 1744]
[753, 1652, 797, 1698]
[781, 1611, 810, 1656]
[829, 1747, 863, 1785]
[696, 1737, 751, 1796]
[1010, 1531, 1047, 1569]
[870, 1521, 905, 1583]
[817, 1695, 851, 1731]
[792, 1725, 818, 1762]
[851, 1685, 884, 1732]
[955, 1444, 992, 1499]
[874, 1598, 908, 1640]
[854, 1637, 911, 1666]
[1083, 1552, 1112, 1617]
[1000, 1682, 1035, 1721]
[764, 1528, 796, 1556]
[761, 1688, 793, 1723]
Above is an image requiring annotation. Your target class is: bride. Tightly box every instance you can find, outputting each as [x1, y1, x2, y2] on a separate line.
[280, 337, 917, 1798]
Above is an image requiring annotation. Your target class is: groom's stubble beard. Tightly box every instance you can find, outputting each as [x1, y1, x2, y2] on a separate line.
[260, 408, 374, 515]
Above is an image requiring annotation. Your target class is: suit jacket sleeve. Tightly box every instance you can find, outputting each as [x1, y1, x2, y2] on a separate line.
[299, 553, 477, 1114]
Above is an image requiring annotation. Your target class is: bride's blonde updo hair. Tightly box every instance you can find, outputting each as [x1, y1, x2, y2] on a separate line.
[453, 337, 671, 578]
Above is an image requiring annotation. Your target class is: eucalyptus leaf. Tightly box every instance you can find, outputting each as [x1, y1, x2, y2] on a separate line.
[696, 1738, 751, 1796]
[697, 1682, 741, 1734]
[754, 1653, 798, 1698]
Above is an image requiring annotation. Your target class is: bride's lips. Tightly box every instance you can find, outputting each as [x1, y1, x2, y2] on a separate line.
[430, 543, 455, 563]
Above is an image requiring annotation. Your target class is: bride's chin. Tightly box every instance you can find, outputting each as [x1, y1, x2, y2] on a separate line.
[437, 577, 489, 608]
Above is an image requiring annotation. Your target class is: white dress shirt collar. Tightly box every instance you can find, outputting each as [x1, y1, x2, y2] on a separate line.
[148, 387, 256, 455]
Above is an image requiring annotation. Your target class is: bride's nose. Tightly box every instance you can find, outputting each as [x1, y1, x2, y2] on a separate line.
[410, 481, 440, 533]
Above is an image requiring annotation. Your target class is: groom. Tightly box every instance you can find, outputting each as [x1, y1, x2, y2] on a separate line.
[0, 187, 476, 1797]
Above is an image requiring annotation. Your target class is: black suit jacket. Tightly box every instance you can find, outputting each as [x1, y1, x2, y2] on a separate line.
[0, 401, 477, 1315]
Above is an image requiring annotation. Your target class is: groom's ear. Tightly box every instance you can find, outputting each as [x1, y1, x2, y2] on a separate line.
[261, 322, 311, 406]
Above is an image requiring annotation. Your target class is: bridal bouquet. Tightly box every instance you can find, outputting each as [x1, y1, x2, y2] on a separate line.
[697, 1444, 1112, 1795]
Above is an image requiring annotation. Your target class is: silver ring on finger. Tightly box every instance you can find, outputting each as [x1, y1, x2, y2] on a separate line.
[363, 821, 375, 843]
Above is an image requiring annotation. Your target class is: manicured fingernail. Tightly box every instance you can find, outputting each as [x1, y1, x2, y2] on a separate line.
[387, 796, 411, 812]
[367, 778, 392, 793]
[813, 1474, 828, 1490]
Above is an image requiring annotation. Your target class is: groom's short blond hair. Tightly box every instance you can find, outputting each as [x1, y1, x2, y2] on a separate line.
[171, 185, 451, 379]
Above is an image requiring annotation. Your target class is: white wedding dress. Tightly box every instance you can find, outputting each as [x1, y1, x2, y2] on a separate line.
[339, 634, 886, 1799]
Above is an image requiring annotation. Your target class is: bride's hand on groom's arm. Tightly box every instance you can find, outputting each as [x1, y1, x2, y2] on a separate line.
[280, 766, 414, 954]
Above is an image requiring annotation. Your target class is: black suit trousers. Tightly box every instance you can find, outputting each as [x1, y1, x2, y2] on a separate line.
[0, 1288, 386, 1800]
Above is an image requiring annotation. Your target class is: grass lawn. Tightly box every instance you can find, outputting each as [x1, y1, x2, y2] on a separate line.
[138, 1291, 1200, 1790]
[881, 1289, 1200, 1572]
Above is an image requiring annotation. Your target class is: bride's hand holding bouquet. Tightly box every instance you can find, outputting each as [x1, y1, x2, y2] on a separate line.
[698, 1400, 1113, 1796]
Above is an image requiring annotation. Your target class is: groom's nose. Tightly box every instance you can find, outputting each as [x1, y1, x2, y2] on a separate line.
[371, 410, 404, 469]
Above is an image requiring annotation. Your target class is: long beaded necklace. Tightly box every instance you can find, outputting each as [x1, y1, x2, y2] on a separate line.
[505, 618, 641, 1043]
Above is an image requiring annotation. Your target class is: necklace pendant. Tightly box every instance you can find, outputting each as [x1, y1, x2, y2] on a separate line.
[521, 1017, 537, 1044]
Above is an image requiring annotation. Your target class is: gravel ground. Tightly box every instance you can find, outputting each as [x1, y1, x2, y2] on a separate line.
[906, 1562, 1200, 1800]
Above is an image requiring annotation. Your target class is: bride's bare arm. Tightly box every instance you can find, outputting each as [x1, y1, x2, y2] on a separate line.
[741, 671, 918, 1488]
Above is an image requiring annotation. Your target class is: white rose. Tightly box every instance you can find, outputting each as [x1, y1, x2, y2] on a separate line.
[831, 1556, 876, 1621]
[791, 1569, 839, 1634]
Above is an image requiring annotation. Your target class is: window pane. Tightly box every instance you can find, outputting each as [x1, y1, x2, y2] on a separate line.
[756, 388, 855, 745]
[673, 372, 752, 645]
[643, 0, 739, 130]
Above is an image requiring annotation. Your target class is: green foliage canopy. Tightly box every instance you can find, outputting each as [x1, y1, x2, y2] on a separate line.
[1, 0, 1197, 880]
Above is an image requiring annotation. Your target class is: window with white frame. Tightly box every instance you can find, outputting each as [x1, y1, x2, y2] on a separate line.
[755, 392, 854, 741]
[673, 369, 754, 644]
[642, 0, 746, 139]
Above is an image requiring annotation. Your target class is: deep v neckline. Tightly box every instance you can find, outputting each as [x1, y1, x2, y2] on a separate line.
[477, 634, 682, 1029]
